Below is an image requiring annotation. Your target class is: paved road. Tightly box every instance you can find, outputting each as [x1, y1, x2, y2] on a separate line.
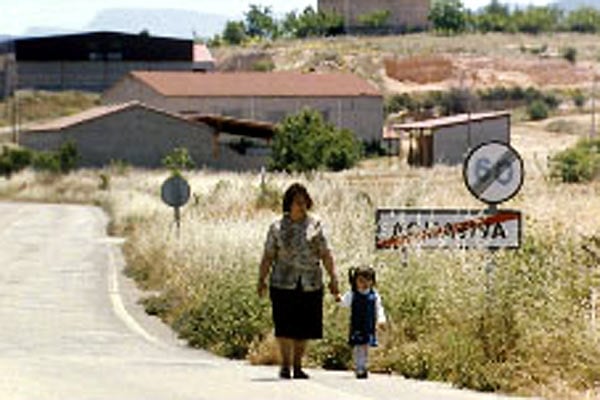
[0, 202, 537, 400]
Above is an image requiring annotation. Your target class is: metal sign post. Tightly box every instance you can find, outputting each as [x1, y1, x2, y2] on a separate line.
[161, 174, 191, 238]
[463, 141, 524, 274]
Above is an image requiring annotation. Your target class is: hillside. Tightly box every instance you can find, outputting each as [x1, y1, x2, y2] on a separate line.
[213, 32, 600, 95]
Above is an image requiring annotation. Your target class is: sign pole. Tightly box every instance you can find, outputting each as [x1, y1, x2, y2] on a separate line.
[161, 174, 191, 241]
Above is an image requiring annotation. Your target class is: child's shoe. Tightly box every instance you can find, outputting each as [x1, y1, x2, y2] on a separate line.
[356, 370, 368, 379]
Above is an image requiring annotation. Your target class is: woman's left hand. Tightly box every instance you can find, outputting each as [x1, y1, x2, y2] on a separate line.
[328, 278, 340, 297]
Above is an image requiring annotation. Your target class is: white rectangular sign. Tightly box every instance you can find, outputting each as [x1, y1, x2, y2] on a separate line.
[376, 209, 522, 249]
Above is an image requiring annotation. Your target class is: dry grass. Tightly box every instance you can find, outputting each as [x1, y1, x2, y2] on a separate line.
[0, 90, 100, 128]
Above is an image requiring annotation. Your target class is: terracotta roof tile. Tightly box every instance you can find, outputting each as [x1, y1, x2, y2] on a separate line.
[130, 71, 381, 98]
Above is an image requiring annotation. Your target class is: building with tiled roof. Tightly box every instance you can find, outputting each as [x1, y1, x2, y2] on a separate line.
[20, 101, 269, 169]
[102, 71, 384, 142]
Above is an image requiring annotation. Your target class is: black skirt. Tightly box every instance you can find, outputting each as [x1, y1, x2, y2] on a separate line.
[269, 284, 323, 339]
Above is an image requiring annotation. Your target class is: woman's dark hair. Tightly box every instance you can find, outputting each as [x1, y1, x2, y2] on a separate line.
[348, 265, 376, 292]
[282, 183, 313, 213]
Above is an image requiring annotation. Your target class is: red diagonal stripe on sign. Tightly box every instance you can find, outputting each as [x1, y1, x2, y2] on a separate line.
[376, 212, 519, 249]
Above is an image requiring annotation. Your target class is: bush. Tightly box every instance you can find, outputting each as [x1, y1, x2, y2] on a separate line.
[562, 47, 578, 64]
[269, 108, 361, 172]
[572, 89, 586, 108]
[0, 146, 32, 178]
[527, 100, 549, 120]
[162, 147, 195, 174]
[550, 139, 600, 182]
[173, 267, 271, 358]
[32, 141, 79, 174]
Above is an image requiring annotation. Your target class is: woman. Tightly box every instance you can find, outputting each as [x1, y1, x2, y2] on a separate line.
[257, 182, 340, 379]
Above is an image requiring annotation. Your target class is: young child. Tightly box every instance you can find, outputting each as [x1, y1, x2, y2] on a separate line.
[338, 265, 386, 379]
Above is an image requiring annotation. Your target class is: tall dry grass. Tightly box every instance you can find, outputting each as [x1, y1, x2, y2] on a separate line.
[0, 153, 599, 398]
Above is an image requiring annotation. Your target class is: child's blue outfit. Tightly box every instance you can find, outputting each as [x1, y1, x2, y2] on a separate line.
[340, 288, 386, 377]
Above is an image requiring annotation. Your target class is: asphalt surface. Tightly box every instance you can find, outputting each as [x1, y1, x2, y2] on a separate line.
[0, 202, 539, 400]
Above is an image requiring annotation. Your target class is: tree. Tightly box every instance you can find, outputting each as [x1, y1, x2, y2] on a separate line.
[281, 7, 343, 38]
[512, 6, 562, 34]
[429, 0, 467, 34]
[244, 4, 279, 40]
[222, 20, 247, 45]
[565, 7, 600, 33]
[474, 0, 513, 32]
[269, 108, 361, 172]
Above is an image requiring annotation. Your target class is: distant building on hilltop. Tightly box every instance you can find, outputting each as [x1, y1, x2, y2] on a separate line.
[318, 0, 431, 33]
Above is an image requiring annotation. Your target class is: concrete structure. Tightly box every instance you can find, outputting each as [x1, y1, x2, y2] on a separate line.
[384, 111, 511, 166]
[10, 32, 215, 93]
[20, 102, 270, 170]
[318, 0, 430, 32]
[102, 71, 384, 143]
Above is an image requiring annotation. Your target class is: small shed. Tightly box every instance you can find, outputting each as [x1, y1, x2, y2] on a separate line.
[384, 111, 511, 167]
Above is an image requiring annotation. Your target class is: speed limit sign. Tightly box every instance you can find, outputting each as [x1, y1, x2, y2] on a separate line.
[463, 141, 524, 205]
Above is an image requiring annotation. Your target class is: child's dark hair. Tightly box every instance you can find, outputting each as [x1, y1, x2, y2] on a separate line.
[348, 265, 376, 292]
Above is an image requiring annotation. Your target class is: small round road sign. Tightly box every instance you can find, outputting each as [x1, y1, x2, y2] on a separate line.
[161, 175, 191, 208]
[463, 141, 524, 205]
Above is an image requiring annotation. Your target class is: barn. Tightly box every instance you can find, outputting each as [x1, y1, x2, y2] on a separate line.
[19, 102, 271, 170]
[385, 111, 511, 166]
[10, 31, 214, 93]
[102, 71, 384, 143]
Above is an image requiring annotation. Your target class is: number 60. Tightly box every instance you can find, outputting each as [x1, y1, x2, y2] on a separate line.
[476, 157, 513, 186]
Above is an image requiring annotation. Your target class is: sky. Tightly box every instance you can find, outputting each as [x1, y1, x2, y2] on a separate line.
[1, 0, 553, 37]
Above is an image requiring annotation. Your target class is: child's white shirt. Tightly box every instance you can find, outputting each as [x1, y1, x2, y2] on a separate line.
[339, 290, 387, 324]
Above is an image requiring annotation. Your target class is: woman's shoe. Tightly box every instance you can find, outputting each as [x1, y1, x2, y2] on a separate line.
[293, 368, 310, 379]
[279, 367, 291, 379]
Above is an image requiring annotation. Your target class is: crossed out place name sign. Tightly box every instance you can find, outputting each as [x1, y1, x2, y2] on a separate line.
[375, 208, 522, 249]
[463, 141, 524, 205]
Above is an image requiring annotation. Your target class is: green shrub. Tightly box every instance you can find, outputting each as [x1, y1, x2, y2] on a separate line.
[32, 151, 61, 173]
[572, 89, 586, 108]
[0, 146, 32, 178]
[550, 139, 600, 182]
[527, 100, 549, 120]
[562, 46, 578, 64]
[162, 147, 195, 174]
[173, 267, 271, 359]
[31, 141, 79, 173]
[251, 59, 275, 72]
[269, 108, 361, 172]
